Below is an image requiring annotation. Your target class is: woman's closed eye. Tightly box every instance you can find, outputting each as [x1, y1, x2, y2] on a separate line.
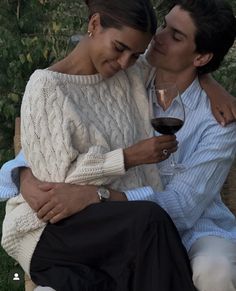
[114, 43, 125, 52]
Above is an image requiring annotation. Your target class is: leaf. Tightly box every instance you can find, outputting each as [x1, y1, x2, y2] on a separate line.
[43, 48, 49, 59]
[26, 53, 33, 63]
[8, 93, 20, 103]
[52, 21, 61, 33]
[19, 54, 26, 64]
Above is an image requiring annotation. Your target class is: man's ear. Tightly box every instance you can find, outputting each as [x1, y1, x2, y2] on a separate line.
[193, 52, 213, 68]
[87, 13, 102, 36]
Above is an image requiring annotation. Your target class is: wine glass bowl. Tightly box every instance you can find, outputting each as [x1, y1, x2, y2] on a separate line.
[150, 83, 185, 175]
[151, 117, 184, 135]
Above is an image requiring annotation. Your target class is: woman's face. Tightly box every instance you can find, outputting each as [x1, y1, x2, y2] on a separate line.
[88, 16, 152, 78]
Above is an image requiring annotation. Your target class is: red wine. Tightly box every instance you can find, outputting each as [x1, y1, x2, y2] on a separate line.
[151, 117, 183, 134]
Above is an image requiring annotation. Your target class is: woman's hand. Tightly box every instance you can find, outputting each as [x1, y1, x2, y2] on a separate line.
[123, 135, 178, 170]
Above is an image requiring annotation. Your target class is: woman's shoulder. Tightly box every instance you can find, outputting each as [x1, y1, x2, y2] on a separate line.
[22, 69, 63, 108]
[126, 55, 156, 87]
[27, 69, 60, 88]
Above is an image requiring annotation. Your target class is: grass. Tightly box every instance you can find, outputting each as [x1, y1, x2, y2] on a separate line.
[0, 202, 24, 291]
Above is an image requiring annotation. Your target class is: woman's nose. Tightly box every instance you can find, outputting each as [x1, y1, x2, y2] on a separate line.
[117, 54, 132, 69]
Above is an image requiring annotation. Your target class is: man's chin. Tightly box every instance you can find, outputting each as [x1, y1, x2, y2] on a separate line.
[146, 52, 156, 67]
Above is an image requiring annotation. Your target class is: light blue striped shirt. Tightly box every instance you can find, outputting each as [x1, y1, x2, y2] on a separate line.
[126, 78, 236, 251]
[0, 151, 27, 201]
[0, 78, 236, 252]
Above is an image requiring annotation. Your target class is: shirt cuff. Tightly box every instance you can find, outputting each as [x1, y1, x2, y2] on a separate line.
[0, 150, 28, 201]
[125, 186, 155, 201]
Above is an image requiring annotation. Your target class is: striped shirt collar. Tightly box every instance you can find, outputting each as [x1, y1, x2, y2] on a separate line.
[149, 77, 203, 111]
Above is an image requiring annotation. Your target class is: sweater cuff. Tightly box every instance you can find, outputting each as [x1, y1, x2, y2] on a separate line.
[103, 148, 125, 176]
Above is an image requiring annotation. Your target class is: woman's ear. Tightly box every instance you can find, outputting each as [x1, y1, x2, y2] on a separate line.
[193, 52, 213, 68]
[87, 13, 102, 36]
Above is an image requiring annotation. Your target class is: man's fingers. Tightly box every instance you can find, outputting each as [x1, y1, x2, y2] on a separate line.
[38, 183, 55, 191]
[37, 202, 54, 219]
[50, 213, 64, 224]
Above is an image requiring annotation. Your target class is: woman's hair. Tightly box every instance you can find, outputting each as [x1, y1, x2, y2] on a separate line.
[84, 0, 157, 35]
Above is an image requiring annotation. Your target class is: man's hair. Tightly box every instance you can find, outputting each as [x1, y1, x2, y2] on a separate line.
[172, 0, 236, 74]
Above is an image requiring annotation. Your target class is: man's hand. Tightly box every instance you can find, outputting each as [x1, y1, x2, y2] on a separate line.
[211, 93, 236, 126]
[20, 167, 51, 211]
[20, 168, 127, 224]
[37, 183, 99, 223]
[20, 168, 99, 223]
[200, 74, 236, 126]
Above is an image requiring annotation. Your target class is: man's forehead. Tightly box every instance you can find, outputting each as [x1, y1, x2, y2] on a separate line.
[166, 5, 196, 40]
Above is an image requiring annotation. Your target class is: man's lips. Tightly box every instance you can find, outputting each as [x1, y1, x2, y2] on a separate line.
[151, 42, 165, 55]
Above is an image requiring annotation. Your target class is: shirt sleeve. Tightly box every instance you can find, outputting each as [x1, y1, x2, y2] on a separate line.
[0, 150, 28, 201]
[125, 122, 236, 231]
[21, 73, 126, 185]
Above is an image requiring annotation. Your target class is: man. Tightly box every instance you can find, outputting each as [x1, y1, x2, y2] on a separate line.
[1, 0, 236, 290]
[125, 1, 236, 290]
[128, 1, 236, 289]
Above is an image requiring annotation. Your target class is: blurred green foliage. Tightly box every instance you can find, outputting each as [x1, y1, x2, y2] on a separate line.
[0, 0, 88, 166]
[0, 0, 235, 166]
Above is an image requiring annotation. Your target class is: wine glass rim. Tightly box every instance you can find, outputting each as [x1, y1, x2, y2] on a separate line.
[154, 82, 178, 90]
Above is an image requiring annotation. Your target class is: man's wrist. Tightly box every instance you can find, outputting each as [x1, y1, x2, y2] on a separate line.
[109, 189, 127, 201]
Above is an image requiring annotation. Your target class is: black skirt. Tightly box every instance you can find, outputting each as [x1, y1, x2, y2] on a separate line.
[30, 201, 196, 291]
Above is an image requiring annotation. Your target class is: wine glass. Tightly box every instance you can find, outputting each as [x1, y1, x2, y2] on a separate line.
[150, 82, 185, 175]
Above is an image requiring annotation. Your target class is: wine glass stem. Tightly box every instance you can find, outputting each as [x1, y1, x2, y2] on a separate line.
[170, 154, 177, 168]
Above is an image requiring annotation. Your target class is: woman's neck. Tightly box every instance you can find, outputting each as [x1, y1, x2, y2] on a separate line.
[49, 38, 98, 76]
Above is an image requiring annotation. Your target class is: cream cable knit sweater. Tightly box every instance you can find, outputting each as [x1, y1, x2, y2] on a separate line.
[1, 57, 162, 275]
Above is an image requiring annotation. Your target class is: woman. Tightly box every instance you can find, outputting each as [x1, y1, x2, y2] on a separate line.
[1, 0, 196, 290]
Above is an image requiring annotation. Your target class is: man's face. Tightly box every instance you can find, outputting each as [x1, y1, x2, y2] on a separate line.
[146, 5, 199, 74]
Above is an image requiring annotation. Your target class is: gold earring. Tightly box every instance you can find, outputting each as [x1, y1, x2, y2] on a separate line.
[88, 31, 93, 37]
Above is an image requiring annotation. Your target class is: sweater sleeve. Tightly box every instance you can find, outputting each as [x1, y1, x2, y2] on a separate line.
[21, 73, 125, 185]
[134, 54, 156, 88]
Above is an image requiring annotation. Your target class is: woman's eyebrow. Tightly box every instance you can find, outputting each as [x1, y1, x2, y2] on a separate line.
[115, 40, 145, 54]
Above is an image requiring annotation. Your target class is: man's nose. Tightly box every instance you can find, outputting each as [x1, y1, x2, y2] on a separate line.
[154, 28, 166, 44]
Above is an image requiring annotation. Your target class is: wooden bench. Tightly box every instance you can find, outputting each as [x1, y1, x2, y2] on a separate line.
[13, 117, 236, 291]
[14, 118, 37, 290]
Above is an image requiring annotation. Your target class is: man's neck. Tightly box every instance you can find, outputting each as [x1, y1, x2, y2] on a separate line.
[155, 68, 197, 94]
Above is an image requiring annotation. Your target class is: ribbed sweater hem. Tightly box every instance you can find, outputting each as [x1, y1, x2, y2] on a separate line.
[17, 227, 45, 276]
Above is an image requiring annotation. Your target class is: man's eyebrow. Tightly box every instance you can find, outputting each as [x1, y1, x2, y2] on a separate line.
[164, 16, 188, 38]
[172, 27, 188, 38]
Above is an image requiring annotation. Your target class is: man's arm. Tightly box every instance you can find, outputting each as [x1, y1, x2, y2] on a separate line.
[0, 150, 27, 201]
[19, 170, 127, 223]
[18, 135, 177, 222]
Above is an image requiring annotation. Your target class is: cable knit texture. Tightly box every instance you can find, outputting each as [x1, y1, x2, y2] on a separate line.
[1, 57, 162, 275]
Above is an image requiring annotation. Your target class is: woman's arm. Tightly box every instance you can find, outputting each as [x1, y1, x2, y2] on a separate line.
[21, 73, 126, 186]
[200, 74, 236, 126]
